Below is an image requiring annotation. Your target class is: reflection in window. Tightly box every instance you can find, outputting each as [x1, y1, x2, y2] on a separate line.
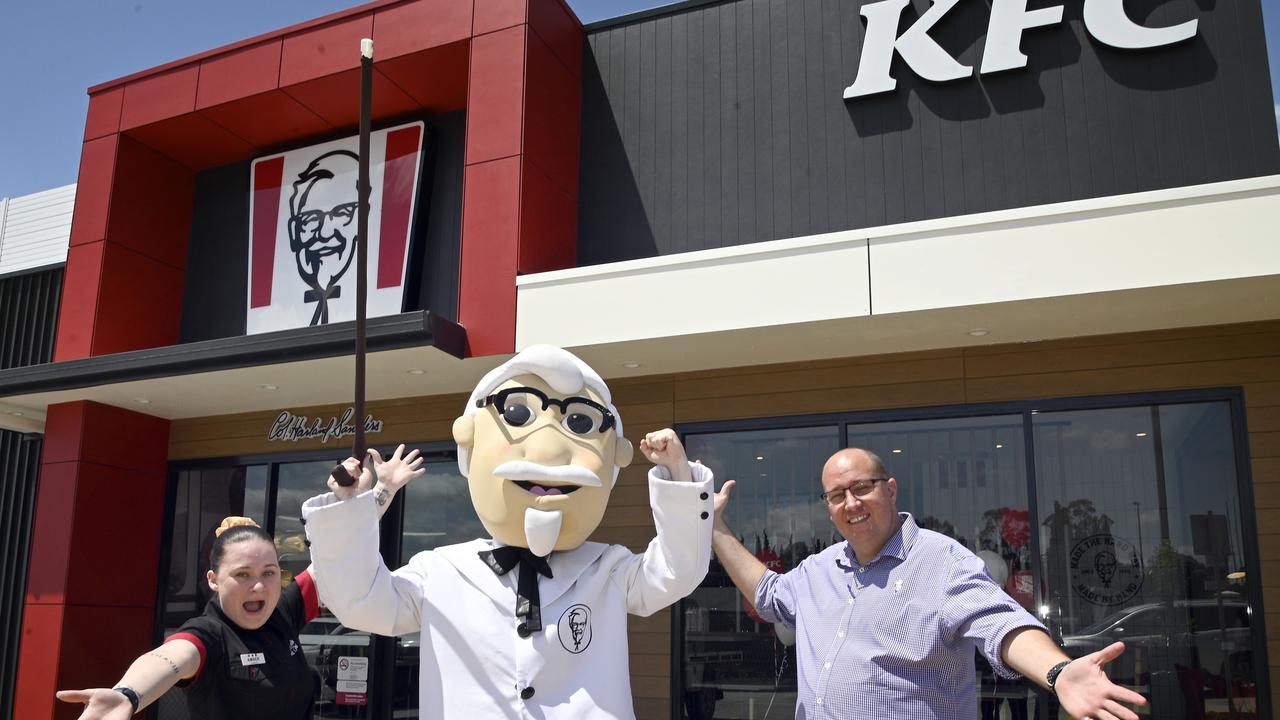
[1037, 402, 1258, 719]
[682, 426, 839, 719]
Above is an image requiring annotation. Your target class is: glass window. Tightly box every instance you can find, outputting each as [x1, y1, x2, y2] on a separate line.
[157, 465, 267, 720]
[1037, 402, 1259, 718]
[674, 396, 1263, 720]
[680, 426, 839, 720]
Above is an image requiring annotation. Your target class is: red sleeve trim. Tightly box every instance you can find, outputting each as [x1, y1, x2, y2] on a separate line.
[296, 569, 321, 622]
[165, 632, 207, 682]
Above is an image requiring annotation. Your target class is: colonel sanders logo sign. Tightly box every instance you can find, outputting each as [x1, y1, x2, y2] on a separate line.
[246, 122, 425, 335]
[1069, 534, 1143, 606]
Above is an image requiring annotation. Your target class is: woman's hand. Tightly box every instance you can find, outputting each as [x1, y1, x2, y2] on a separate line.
[55, 688, 134, 720]
[327, 445, 426, 517]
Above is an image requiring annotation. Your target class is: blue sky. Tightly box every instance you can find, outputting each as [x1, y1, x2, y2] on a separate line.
[1, 0, 1277, 200]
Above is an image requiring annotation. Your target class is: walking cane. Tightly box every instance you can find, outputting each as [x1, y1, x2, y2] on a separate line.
[330, 38, 375, 488]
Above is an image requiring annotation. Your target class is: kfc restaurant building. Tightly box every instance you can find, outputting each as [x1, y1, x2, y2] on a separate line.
[2, 0, 1280, 718]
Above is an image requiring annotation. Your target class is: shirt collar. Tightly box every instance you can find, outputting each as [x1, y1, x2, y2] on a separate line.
[842, 512, 920, 567]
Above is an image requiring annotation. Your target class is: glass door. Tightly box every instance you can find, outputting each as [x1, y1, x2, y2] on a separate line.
[274, 460, 376, 719]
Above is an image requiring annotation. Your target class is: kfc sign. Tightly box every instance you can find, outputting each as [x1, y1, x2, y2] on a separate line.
[247, 121, 425, 335]
[844, 0, 1198, 99]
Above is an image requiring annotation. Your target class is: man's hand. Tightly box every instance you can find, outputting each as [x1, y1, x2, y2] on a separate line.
[55, 688, 134, 720]
[639, 429, 692, 482]
[328, 445, 427, 516]
[713, 479, 737, 532]
[1053, 642, 1147, 720]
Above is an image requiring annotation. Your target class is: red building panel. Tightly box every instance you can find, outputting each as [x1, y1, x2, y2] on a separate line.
[474, 0, 529, 36]
[466, 27, 527, 166]
[108, 135, 196, 270]
[23, 462, 77, 605]
[82, 87, 123, 142]
[281, 68, 420, 130]
[119, 65, 200, 132]
[15, 604, 156, 720]
[39, 402, 86, 466]
[199, 91, 332, 150]
[523, 28, 581, 197]
[90, 244, 185, 356]
[373, 0, 473, 59]
[519, 158, 577, 274]
[13, 604, 64, 720]
[68, 136, 119, 247]
[377, 41, 471, 113]
[279, 14, 375, 87]
[459, 157, 522, 355]
[529, 0, 583, 78]
[195, 40, 284, 109]
[64, 464, 167, 607]
[124, 113, 255, 171]
[55, 607, 156, 703]
[75, 401, 171, 475]
[52, 242, 106, 362]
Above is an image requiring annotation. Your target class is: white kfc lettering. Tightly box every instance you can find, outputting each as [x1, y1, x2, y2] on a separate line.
[844, 0, 1199, 100]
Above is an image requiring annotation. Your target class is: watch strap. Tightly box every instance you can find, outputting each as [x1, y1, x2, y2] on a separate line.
[1045, 659, 1072, 694]
[112, 686, 140, 715]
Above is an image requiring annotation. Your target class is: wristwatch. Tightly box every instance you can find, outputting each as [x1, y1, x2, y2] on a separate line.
[113, 686, 140, 715]
[1045, 660, 1072, 694]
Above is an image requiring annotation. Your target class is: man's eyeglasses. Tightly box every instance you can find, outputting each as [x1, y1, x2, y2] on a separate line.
[477, 386, 616, 436]
[819, 478, 888, 506]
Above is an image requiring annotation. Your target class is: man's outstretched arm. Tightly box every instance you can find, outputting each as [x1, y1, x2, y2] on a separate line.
[710, 480, 769, 604]
[1002, 627, 1147, 720]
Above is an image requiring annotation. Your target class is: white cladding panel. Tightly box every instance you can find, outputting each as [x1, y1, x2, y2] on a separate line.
[0, 184, 74, 276]
[517, 176, 1280, 351]
[517, 234, 872, 348]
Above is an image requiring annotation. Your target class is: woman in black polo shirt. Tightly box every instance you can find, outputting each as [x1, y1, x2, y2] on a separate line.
[56, 445, 425, 719]
[57, 519, 319, 720]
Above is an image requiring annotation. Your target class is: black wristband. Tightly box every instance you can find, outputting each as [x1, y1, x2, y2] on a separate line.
[1045, 660, 1072, 695]
[113, 686, 141, 715]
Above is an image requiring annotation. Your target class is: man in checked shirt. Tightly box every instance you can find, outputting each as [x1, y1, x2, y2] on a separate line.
[712, 447, 1147, 720]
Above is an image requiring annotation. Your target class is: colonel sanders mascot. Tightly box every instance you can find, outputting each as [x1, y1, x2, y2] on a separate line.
[302, 345, 714, 718]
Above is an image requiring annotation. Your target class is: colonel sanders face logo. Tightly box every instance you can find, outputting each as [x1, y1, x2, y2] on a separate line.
[557, 604, 592, 654]
[287, 151, 363, 325]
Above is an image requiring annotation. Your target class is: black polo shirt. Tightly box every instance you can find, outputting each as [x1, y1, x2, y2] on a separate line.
[166, 571, 320, 720]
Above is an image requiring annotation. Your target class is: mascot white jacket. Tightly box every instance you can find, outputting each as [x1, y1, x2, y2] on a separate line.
[302, 345, 714, 718]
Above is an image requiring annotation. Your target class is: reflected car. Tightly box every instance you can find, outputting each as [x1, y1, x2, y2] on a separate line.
[1061, 597, 1253, 689]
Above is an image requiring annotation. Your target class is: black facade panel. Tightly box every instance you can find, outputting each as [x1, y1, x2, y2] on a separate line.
[0, 268, 61, 371]
[579, 0, 1280, 265]
[179, 112, 466, 343]
[0, 431, 41, 720]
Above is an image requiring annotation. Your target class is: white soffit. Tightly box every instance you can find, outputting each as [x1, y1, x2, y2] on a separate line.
[518, 175, 1280, 355]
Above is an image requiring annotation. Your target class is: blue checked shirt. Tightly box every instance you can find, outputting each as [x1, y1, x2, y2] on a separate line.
[754, 513, 1046, 718]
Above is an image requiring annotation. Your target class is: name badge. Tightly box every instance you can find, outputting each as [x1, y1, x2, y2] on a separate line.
[240, 653, 266, 666]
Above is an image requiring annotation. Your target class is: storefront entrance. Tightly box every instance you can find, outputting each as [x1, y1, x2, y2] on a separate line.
[157, 443, 481, 720]
[678, 390, 1267, 720]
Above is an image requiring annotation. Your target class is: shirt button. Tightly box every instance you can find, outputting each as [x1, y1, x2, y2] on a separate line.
[858, 567, 865, 573]
[700, 492, 709, 500]
[816, 698, 824, 705]
[520, 687, 535, 700]
[700, 511, 709, 519]
[837, 631, 845, 638]
[824, 662, 832, 669]
[517, 623, 531, 638]
[847, 599, 853, 605]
